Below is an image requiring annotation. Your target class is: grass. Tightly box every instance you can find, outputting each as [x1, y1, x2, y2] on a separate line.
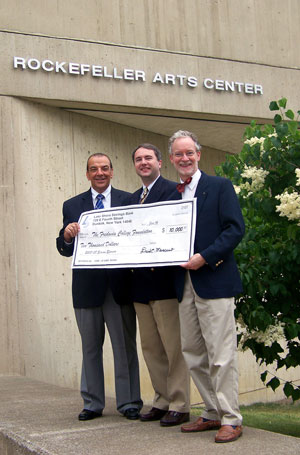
[191, 401, 300, 438]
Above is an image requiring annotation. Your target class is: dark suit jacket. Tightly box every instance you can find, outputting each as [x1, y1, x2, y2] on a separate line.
[169, 172, 245, 301]
[130, 176, 179, 304]
[56, 187, 132, 308]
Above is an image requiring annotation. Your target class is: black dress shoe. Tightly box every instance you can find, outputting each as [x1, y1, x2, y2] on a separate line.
[124, 408, 140, 420]
[140, 407, 167, 422]
[160, 411, 190, 427]
[78, 409, 102, 421]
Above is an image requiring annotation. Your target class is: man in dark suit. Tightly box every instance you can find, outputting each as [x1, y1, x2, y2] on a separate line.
[168, 131, 245, 443]
[130, 143, 190, 427]
[56, 153, 142, 421]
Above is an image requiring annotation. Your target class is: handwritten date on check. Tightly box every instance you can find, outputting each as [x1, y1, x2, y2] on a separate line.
[72, 199, 196, 269]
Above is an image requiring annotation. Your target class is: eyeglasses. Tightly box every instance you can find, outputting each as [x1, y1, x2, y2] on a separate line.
[172, 151, 196, 158]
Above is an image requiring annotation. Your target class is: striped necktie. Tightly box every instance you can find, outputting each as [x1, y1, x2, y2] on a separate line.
[140, 187, 149, 204]
[95, 193, 104, 209]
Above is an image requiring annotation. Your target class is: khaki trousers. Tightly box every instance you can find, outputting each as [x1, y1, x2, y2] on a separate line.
[178, 273, 242, 425]
[134, 299, 190, 413]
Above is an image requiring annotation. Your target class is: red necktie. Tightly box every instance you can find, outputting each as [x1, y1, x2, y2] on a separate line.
[176, 177, 192, 193]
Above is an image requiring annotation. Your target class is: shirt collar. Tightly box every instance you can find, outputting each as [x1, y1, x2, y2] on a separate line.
[91, 185, 111, 200]
[142, 174, 160, 192]
[180, 169, 201, 189]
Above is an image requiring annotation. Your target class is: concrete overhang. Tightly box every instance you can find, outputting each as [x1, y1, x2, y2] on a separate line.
[19, 97, 271, 155]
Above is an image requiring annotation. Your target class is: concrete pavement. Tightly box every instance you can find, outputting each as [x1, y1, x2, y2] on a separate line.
[0, 376, 299, 455]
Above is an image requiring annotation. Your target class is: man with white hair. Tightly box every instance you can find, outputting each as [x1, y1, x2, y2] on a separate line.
[168, 130, 245, 443]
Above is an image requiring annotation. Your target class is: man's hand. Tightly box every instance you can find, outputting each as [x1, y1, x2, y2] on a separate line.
[181, 253, 206, 270]
[64, 222, 80, 243]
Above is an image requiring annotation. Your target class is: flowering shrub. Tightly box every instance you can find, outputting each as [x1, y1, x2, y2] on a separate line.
[275, 191, 300, 225]
[215, 98, 300, 401]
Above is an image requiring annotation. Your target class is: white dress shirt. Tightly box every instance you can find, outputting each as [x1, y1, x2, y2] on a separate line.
[91, 185, 112, 209]
[181, 169, 201, 199]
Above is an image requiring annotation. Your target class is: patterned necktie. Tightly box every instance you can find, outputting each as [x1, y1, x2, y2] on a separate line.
[95, 193, 105, 209]
[176, 176, 192, 193]
[140, 187, 149, 204]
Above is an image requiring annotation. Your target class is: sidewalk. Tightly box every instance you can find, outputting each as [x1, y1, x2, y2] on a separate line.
[0, 376, 299, 455]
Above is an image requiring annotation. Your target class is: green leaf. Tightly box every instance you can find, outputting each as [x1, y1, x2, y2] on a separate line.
[264, 124, 274, 135]
[287, 121, 298, 135]
[269, 101, 279, 111]
[285, 109, 294, 120]
[274, 114, 282, 124]
[270, 283, 279, 296]
[266, 376, 281, 391]
[276, 122, 288, 136]
[283, 381, 294, 398]
[278, 97, 287, 108]
[287, 224, 298, 240]
[260, 371, 268, 382]
[291, 387, 300, 402]
[285, 323, 300, 340]
[270, 136, 281, 148]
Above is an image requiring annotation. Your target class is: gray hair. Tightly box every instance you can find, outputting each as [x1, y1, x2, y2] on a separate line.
[168, 130, 201, 155]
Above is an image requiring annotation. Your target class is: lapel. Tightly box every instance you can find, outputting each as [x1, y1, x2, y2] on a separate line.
[194, 171, 209, 214]
[171, 188, 181, 201]
[131, 188, 141, 205]
[145, 176, 164, 203]
[81, 189, 94, 212]
[110, 187, 121, 208]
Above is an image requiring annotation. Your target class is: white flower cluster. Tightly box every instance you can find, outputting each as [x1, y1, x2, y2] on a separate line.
[244, 133, 278, 153]
[296, 168, 300, 187]
[253, 322, 285, 347]
[244, 136, 265, 151]
[240, 165, 269, 193]
[233, 185, 241, 195]
[267, 133, 278, 139]
[237, 316, 285, 350]
[275, 191, 300, 225]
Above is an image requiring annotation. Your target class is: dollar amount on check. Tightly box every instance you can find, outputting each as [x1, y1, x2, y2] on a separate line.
[72, 199, 196, 268]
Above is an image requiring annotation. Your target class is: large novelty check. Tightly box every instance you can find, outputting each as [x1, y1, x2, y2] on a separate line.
[72, 199, 196, 269]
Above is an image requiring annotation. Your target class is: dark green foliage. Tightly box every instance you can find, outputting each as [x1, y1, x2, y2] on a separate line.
[216, 99, 300, 401]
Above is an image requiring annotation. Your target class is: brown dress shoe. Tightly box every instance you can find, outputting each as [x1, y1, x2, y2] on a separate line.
[215, 425, 243, 443]
[181, 417, 221, 433]
[140, 407, 167, 421]
[160, 411, 190, 427]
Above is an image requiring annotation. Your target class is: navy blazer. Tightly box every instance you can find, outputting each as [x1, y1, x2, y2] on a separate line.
[130, 176, 179, 304]
[169, 172, 245, 301]
[56, 187, 132, 308]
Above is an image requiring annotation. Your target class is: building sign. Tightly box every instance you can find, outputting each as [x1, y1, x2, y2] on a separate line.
[13, 57, 263, 95]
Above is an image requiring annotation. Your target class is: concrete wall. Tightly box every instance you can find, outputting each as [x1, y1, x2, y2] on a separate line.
[1, 0, 299, 68]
